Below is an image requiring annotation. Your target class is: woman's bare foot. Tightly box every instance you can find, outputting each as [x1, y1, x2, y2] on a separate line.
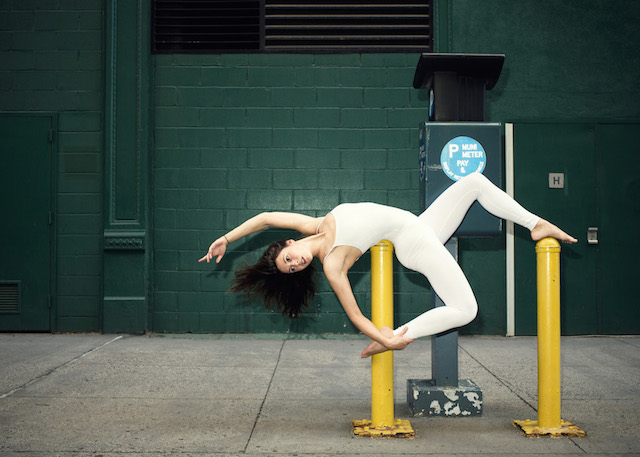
[361, 340, 387, 358]
[361, 326, 394, 358]
[531, 219, 578, 244]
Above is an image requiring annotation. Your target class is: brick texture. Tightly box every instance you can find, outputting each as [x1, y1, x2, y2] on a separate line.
[6, 1, 633, 335]
[0, 1, 103, 332]
[153, 53, 429, 334]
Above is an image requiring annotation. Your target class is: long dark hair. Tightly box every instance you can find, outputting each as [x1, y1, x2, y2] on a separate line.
[229, 239, 316, 318]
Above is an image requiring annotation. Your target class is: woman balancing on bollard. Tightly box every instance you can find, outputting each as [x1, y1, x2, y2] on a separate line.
[199, 173, 577, 358]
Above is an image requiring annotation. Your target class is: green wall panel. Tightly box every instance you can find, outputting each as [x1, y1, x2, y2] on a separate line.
[0, 1, 103, 332]
[102, 0, 152, 334]
[448, 0, 640, 121]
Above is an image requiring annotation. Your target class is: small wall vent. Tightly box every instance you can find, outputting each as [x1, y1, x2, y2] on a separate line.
[0, 282, 20, 313]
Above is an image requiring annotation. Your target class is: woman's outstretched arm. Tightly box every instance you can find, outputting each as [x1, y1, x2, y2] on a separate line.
[325, 268, 413, 352]
[198, 211, 321, 263]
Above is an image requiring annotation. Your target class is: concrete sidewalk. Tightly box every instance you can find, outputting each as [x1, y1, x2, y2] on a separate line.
[0, 333, 638, 456]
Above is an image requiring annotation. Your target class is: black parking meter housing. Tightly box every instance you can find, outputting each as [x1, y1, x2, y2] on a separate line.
[413, 53, 505, 122]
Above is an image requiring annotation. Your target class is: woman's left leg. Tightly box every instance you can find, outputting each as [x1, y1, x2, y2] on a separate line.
[419, 172, 540, 244]
[386, 174, 532, 341]
[363, 174, 575, 356]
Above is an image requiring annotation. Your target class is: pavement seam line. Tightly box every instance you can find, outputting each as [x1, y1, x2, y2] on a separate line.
[242, 338, 286, 454]
[612, 335, 640, 349]
[458, 343, 538, 413]
[0, 335, 124, 399]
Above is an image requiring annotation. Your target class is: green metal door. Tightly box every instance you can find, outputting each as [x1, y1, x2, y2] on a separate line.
[513, 122, 640, 335]
[0, 114, 55, 331]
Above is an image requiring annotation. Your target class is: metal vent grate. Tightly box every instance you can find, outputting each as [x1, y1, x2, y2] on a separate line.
[152, 0, 432, 53]
[153, 0, 261, 53]
[0, 282, 20, 313]
[265, 1, 432, 52]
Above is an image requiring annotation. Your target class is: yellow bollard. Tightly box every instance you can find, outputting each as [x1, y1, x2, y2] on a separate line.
[371, 240, 395, 428]
[536, 237, 562, 429]
[353, 241, 414, 438]
[514, 238, 585, 437]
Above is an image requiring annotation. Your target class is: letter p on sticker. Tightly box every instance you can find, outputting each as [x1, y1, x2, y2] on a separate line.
[449, 144, 459, 158]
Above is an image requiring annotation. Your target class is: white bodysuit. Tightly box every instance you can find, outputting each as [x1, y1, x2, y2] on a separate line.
[323, 172, 539, 340]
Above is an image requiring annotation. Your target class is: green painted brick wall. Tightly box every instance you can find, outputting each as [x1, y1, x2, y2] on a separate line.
[152, 0, 640, 336]
[0, 0, 104, 332]
[152, 53, 432, 334]
[2, 0, 637, 335]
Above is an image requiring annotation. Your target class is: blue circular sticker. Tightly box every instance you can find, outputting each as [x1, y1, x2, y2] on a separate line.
[440, 136, 486, 181]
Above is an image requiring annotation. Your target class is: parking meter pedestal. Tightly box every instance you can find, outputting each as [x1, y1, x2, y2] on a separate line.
[407, 236, 483, 417]
[407, 54, 505, 417]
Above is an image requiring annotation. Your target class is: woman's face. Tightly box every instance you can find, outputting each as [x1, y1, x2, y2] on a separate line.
[275, 240, 312, 274]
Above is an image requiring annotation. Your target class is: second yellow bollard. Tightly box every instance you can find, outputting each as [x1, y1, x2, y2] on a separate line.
[514, 238, 585, 437]
[536, 237, 562, 429]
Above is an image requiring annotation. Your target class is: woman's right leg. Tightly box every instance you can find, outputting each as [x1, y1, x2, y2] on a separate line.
[362, 218, 481, 357]
[393, 254, 478, 339]
[391, 225, 479, 340]
[362, 238, 478, 357]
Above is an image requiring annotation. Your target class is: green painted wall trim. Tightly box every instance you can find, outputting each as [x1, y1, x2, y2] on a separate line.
[103, 0, 153, 333]
[433, 0, 452, 53]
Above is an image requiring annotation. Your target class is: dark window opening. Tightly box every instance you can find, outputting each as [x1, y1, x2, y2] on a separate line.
[152, 0, 433, 53]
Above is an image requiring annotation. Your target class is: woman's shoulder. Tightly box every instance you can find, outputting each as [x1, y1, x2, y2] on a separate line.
[321, 245, 361, 274]
[261, 212, 323, 235]
[332, 202, 391, 211]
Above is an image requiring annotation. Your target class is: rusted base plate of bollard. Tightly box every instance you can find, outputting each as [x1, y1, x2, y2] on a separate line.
[352, 419, 415, 438]
[513, 419, 587, 437]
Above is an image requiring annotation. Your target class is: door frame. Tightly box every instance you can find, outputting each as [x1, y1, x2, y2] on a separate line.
[0, 112, 58, 332]
[505, 123, 516, 336]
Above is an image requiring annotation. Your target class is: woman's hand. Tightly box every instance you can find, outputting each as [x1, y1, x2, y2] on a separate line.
[198, 237, 228, 264]
[360, 326, 414, 358]
[196, 211, 320, 266]
[383, 327, 414, 351]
